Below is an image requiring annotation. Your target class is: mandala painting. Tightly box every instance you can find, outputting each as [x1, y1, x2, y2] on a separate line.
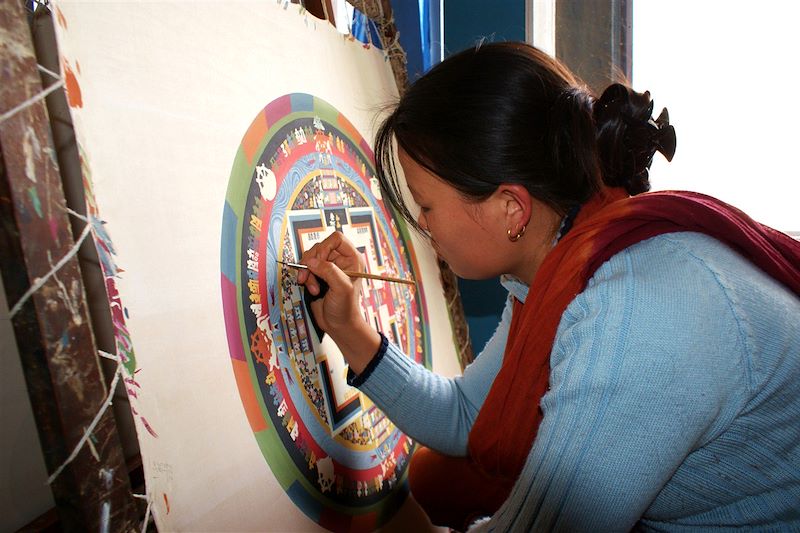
[221, 93, 430, 531]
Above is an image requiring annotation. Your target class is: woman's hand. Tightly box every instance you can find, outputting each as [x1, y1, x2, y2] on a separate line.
[297, 232, 381, 373]
[297, 231, 363, 334]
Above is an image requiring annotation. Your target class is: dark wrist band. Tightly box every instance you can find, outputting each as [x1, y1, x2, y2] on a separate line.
[346, 331, 388, 387]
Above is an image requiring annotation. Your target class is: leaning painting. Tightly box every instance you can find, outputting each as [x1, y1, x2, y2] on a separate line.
[52, 2, 460, 531]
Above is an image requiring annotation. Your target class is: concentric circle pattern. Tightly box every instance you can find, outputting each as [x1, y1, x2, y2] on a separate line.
[221, 94, 431, 531]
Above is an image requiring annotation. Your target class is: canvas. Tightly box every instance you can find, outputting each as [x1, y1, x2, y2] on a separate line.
[52, 2, 461, 531]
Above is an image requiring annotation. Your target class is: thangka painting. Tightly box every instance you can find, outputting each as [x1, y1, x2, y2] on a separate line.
[221, 94, 429, 529]
[52, 1, 461, 531]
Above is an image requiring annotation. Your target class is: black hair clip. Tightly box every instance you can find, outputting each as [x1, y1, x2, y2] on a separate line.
[596, 83, 677, 165]
[650, 107, 676, 162]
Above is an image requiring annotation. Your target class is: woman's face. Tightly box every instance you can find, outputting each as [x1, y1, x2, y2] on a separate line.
[398, 150, 509, 280]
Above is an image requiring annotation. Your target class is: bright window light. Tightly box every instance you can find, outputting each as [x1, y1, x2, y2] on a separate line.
[634, 1, 800, 233]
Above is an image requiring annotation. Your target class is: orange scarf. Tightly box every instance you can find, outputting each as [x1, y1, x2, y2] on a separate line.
[468, 187, 800, 481]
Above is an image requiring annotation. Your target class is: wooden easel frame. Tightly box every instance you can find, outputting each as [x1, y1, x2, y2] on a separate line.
[0, 1, 140, 531]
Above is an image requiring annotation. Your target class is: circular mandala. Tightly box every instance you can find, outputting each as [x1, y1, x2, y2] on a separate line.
[220, 94, 430, 531]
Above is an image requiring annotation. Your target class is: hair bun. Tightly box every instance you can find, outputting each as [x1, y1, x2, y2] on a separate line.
[594, 83, 677, 195]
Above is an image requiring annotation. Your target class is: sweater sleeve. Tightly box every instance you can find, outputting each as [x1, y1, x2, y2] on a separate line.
[479, 234, 751, 532]
[353, 293, 516, 456]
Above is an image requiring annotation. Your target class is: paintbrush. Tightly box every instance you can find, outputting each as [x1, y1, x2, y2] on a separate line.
[277, 260, 416, 286]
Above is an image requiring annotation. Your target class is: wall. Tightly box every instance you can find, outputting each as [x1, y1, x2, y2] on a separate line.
[0, 275, 55, 532]
[444, 0, 525, 56]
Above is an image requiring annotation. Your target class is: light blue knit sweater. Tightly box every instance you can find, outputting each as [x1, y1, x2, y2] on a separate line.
[355, 232, 800, 530]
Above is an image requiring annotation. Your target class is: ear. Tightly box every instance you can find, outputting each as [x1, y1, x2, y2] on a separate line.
[494, 184, 533, 234]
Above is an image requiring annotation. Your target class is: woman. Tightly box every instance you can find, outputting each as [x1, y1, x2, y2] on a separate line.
[298, 42, 800, 531]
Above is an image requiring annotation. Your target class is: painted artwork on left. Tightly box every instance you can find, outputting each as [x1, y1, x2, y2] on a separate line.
[221, 94, 429, 531]
[52, 1, 462, 530]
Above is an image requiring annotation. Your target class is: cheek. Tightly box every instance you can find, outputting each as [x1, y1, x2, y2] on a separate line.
[429, 216, 461, 246]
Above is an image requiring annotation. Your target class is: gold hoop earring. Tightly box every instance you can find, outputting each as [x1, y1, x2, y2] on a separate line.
[507, 225, 526, 242]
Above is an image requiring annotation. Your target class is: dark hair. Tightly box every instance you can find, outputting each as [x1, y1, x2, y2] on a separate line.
[374, 42, 676, 231]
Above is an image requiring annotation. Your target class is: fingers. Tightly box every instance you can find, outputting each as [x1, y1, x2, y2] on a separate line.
[293, 233, 367, 341]
[314, 232, 361, 269]
[297, 232, 362, 285]
[304, 256, 354, 295]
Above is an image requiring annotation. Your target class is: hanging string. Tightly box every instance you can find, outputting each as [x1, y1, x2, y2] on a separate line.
[8, 221, 92, 317]
[37, 63, 61, 81]
[0, 63, 65, 124]
[133, 493, 154, 533]
[141, 496, 153, 533]
[8, 207, 95, 317]
[65, 206, 91, 223]
[98, 349, 118, 361]
[47, 350, 124, 484]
